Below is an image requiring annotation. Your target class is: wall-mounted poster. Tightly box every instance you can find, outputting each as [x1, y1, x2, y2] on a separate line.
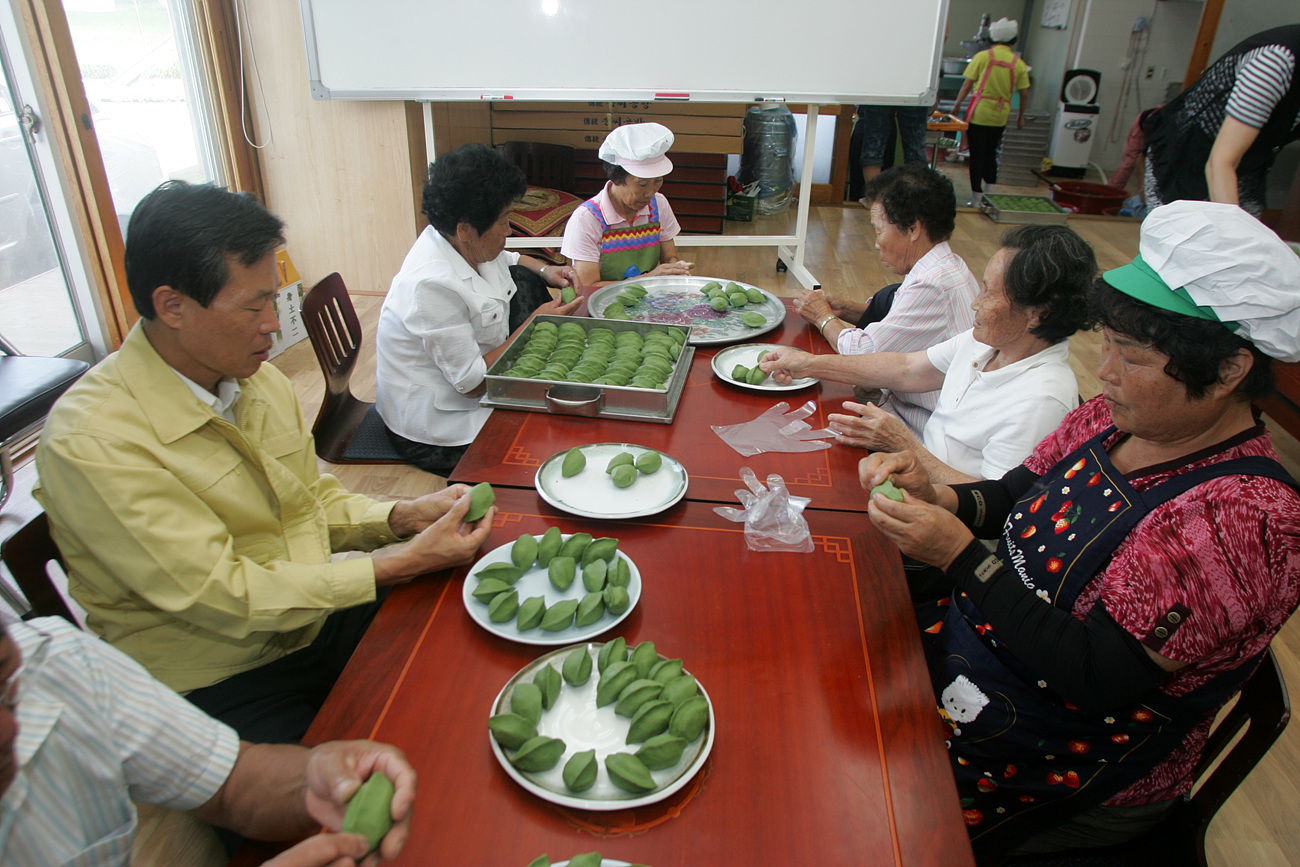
[1042, 0, 1070, 30]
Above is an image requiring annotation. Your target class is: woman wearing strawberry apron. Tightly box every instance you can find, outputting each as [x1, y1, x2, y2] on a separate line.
[560, 123, 693, 288]
[953, 18, 1030, 203]
[864, 201, 1300, 862]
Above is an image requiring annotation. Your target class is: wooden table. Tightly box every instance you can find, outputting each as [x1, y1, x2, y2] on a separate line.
[453, 301, 874, 512]
[291, 488, 972, 867]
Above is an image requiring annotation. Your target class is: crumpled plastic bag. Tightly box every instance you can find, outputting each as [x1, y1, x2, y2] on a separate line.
[713, 467, 814, 552]
[711, 400, 836, 457]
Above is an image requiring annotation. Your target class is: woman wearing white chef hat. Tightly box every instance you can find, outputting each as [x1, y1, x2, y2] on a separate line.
[561, 122, 693, 287]
[952, 17, 1030, 203]
[862, 200, 1300, 859]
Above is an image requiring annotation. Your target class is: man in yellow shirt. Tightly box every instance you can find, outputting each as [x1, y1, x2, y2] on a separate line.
[953, 17, 1031, 202]
[35, 181, 494, 744]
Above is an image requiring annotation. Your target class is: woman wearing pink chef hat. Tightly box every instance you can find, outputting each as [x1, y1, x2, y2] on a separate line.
[560, 122, 693, 287]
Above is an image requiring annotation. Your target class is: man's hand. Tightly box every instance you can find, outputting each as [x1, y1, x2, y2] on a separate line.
[388, 485, 472, 538]
[757, 346, 815, 384]
[828, 401, 915, 452]
[302, 741, 417, 864]
[374, 491, 494, 585]
[260, 833, 374, 867]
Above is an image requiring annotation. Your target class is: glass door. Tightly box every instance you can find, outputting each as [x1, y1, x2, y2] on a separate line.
[0, 6, 98, 360]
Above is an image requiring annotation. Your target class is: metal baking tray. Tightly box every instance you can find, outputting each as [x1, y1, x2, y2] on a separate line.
[481, 315, 694, 424]
[979, 193, 1069, 225]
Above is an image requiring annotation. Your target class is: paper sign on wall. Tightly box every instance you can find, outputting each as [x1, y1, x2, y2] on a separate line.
[268, 250, 307, 359]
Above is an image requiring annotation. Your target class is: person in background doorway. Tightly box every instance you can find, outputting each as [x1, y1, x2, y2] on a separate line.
[952, 17, 1031, 203]
[560, 123, 692, 288]
[1143, 25, 1300, 215]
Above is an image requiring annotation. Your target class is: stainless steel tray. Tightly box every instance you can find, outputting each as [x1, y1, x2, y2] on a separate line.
[586, 275, 786, 345]
[979, 193, 1069, 225]
[481, 315, 694, 424]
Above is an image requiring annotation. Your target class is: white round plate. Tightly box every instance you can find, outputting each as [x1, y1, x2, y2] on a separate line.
[586, 275, 786, 345]
[711, 343, 817, 392]
[463, 538, 642, 646]
[536, 444, 688, 520]
[489, 643, 715, 811]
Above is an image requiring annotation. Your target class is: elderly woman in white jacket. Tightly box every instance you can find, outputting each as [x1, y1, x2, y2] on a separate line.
[376, 144, 583, 477]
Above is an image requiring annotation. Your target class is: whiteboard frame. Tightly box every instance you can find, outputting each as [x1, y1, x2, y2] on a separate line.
[298, 0, 946, 105]
[299, 0, 954, 289]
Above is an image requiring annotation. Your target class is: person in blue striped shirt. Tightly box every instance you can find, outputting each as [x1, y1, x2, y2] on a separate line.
[0, 616, 414, 866]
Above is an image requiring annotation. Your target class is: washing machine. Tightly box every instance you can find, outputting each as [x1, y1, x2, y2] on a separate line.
[1048, 69, 1101, 178]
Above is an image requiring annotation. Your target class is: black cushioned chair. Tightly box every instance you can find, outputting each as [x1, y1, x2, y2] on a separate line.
[0, 354, 89, 510]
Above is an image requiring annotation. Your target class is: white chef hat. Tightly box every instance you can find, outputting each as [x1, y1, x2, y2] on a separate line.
[599, 123, 674, 179]
[1101, 200, 1300, 362]
[989, 18, 1019, 42]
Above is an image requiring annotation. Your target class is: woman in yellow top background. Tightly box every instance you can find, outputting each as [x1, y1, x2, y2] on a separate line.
[953, 17, 1031, 202]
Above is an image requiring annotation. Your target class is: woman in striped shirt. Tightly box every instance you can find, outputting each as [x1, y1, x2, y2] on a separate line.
[1144, 25, 1300, 215]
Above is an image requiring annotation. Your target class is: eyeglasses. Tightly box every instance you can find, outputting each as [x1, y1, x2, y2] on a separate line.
[0, 634, 50, 713]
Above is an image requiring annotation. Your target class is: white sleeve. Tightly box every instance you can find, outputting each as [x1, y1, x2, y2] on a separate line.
[926, 331, 967, 375]
[979, 394, 1076, 480]
[409, 279, 489, 393]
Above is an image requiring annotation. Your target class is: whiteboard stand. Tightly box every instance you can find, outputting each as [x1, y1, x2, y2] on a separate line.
[435, 103, 825, 292]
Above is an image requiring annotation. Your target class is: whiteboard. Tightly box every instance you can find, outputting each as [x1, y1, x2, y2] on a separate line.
[299, 0, 948, 104]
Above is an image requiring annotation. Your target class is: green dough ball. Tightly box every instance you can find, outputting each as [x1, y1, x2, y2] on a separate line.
[871, 479, 905, 502]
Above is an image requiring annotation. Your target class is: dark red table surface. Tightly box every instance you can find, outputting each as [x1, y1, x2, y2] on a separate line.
[452, 300, 876, 512]
[232, 488, 973, 867]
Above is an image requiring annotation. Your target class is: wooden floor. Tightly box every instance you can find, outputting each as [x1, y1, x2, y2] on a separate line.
[5, 195, 1298, 867]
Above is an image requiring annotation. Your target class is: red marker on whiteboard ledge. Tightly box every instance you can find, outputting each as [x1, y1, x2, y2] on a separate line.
[654, 93, 690, 100]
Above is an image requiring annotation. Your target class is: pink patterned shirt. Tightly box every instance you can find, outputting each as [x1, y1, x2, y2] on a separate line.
[1023, 396, 1300, 804]
[836, 240, 978, 435]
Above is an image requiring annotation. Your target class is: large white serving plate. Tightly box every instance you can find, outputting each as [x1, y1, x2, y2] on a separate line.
[535, 443, 687, 520]
[462, 538, 642, 646]
[587, 275, 785, 345]
[711, 343, 818, 392]
[489, 642, 715, 811]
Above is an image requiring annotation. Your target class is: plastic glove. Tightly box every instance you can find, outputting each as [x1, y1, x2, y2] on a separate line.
[711, 400, 837, 457]
[714, 467, 814, 552]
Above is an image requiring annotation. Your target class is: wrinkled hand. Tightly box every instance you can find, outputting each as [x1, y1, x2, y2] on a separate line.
[542, 264, 583, 292]
[867, 486, 973, 570]
[711, 400, 837, 457]
[757, 346, 815, 384]
[793, 288, 836, 326]
[535, 295, 586, 318]
[648, 260, 693, 277]
[374, 492, 494, 584]
[828, 401, 916, 452]
[260, 833, 373, 867]
[301, 741, 416, 865]
[859, 449, 938, 505]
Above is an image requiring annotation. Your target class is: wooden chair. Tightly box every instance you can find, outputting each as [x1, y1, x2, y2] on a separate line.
[1, 512, 79, 625]
[1009, 648, 1290, 867]
[494, 141, 576, 193]
[301, 273, 402, 464]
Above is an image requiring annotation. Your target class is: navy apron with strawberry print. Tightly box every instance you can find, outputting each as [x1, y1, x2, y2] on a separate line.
[918, 427, 1296, 856]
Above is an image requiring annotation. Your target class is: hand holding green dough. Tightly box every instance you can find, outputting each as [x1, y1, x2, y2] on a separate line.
[464, 482, 494, 522]
[340, 772, 395, 854]
[871, 478, 905, 502]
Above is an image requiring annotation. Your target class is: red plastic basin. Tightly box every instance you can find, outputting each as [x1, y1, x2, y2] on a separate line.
[1050, 182, 1128, 215]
